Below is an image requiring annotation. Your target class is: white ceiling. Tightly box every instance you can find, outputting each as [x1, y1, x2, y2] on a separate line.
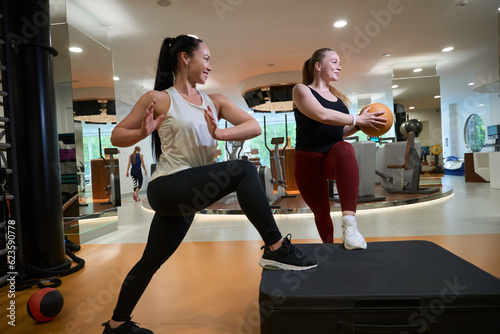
[67, 0, 500, 114]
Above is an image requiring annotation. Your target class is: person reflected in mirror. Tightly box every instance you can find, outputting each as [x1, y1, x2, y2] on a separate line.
[126, 146, 147, 202]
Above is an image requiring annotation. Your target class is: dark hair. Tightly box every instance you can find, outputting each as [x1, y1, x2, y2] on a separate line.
[302, 48, 351, 107]
[152, 35, 204, 162]
[132, 146, 141, 164]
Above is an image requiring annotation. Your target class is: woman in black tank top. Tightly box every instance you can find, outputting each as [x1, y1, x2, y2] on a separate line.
[293, 48, 386, 248]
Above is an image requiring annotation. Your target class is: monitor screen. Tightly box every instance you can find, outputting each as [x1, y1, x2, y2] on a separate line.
[487, 125, 499, 139]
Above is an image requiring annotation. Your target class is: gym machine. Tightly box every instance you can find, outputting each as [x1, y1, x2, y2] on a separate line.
[257, 115, 295, 208]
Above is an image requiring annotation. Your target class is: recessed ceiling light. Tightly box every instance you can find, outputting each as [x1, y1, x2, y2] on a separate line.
[113, 76, 120, 81]
[157, 0, 171, 6]
[413, 68, 422, 73]
[409, 106, 415, 109]
[468, 82, 474, 86]
[333, 20, 347, 28]
[383, 53, 392, 57]
[392, 85, 399, 89]
[442, 46, 454, 52]
[479, 104, 485, 107]
[69, 47, 82, 53]
[434, 95, 441, 99]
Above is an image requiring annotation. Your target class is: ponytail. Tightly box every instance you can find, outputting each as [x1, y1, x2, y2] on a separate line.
[151, 35, 203, 162]
[301, 48, 351, 107]
[302, 58, 313, 85]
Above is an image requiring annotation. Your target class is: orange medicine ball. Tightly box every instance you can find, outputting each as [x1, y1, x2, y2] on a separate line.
[358, 103, 394, 137]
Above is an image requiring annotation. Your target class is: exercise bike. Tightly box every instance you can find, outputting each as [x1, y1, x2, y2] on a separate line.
[98, 128, 121, 207]
[257, 115, 295, 208]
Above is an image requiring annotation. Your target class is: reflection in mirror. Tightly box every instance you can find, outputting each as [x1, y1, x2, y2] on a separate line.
[52, 22, 119, 244]
[464, 114, 486, 153]
[53, 23, 79, 233]
[392, 65, 441, 145]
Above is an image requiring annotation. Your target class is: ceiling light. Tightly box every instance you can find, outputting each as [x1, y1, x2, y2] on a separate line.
[468, 82, 474, 86]
[409, 106, 415, 110]
[413, 68, 422, 73]
[434, 95, 441, 98]
[113, 76, 120, 81]
[479, 104, 485, 107]
[157, 0, 171, 6]
[69, 47, 82, 53]
[333, 20, 347, 28]
[442, 46, 454, 52]
[392, 84, 399, 89]
[383, 53, 392, 57]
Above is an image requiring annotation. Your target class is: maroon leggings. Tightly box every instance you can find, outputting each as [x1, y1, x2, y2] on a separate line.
[294, 141, 359, 243]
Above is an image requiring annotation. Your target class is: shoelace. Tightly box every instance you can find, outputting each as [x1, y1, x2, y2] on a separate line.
[282, 234, 304, 257]
[102, 320, 142, 333]
[122, 320, 142, 333]
[344, 226, 358, 236]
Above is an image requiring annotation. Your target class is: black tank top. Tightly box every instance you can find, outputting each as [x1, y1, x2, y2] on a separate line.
[294, 86, 349, 152]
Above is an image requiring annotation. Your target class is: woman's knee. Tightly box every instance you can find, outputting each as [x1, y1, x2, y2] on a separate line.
[228, 159, 258, 177]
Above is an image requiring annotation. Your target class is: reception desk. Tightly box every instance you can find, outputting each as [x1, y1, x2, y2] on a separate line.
[464, 153, 487, 182]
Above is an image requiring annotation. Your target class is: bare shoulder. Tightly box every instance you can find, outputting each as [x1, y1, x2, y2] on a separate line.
[146, 89, 170, 102]
[207, 93, 231, 112]
[208, 93, 226, 105]
[144, 89, 171, 114]
[293, 83, 309, 95]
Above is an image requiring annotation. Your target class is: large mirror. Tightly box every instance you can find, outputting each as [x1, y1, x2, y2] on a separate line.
[52, 22, 119, 244]
[392, 64, 442, 169]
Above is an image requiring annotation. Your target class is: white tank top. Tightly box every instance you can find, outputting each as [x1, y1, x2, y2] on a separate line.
[150, 87, 218, 182]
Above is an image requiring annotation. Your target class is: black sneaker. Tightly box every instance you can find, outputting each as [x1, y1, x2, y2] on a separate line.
[259, 234, 318, 271]
[102, 320, 153, 334]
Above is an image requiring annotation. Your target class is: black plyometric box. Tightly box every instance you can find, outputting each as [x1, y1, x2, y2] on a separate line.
[259, 241, 500, 334]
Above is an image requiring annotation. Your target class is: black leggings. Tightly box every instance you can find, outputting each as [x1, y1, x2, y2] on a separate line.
[111, 160, 282, 321]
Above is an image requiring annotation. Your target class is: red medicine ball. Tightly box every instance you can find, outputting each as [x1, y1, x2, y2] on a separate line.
[27, 287, 64, 322]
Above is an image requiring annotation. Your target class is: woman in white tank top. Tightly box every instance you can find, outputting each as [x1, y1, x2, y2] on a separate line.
[102, 35, 317, 334]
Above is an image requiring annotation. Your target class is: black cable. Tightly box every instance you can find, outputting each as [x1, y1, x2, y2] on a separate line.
[0, 246, 85, 291]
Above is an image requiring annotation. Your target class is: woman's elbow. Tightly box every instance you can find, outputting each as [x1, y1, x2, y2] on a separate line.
[253, 125, 262, 137]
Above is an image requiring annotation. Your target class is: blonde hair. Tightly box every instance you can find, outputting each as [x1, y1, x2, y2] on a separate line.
[302, 48, 351, 106]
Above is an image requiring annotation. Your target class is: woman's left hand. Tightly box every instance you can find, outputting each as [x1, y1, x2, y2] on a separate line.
[204, 105, 222, 140]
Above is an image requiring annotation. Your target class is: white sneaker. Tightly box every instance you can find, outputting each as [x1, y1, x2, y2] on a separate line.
[342, 217, 367, 250]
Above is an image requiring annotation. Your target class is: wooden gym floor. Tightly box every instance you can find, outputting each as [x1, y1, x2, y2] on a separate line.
[1, 234, 500, 334]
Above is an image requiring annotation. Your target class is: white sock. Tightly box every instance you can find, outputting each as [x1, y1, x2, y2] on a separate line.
[342, 215, 357, 227]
